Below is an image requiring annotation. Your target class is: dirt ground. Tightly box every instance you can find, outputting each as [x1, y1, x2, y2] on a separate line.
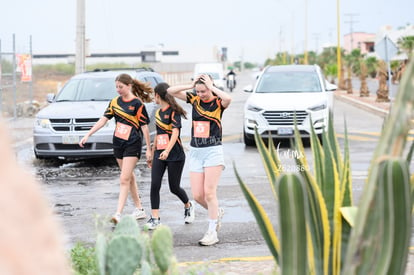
[1, 72, 71, 117]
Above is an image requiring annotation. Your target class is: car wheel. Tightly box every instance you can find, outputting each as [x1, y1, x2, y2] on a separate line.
[34, 151, 45, 160]
[243, 130, 255, 146]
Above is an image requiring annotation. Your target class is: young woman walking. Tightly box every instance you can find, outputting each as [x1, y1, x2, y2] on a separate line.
[79, 73, 153, 224]
[145, 82, 194, 230]
[167, 74, 232, 246]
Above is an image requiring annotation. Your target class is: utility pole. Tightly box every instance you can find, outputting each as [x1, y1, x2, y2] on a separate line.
[279, 26, 283, 54]
[313, 33, 321, 54]
[291, 12, 295, 64]
[279, 26, 286, 64]
[304, 0, 308, 64]
[75, 0, 86, 74]
[344, 13, 359, 52]
[336, 0, 341, 82]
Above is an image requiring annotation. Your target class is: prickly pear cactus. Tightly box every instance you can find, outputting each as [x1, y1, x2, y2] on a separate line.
[95, 233, 107, 275]
[138, 232, 151, 263]
[151, 225, 173, 273]
[139, 260, 152, 275]
[106, 235, 142, 275]
[113, 215, 140, 237]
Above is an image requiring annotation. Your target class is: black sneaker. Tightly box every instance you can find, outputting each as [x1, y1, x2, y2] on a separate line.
[144, 216, 160, 230]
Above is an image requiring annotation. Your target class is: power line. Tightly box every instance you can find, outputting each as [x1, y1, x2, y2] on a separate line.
[312, 33, 321, 53]
[344, 13, 359, 51]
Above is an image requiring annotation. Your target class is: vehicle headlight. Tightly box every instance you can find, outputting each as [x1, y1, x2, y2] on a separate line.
[35, 118, 51, 128]
[247, 119, 258, 126]
[247, 105, 263, 112]
[308, 103, 327, 111]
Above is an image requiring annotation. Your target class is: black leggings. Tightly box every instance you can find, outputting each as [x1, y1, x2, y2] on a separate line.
[150, 158, 189, 209]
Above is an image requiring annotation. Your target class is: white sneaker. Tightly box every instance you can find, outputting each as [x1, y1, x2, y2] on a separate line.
[184, 201, 195, 224]
[144, 217, 161, 230]
[132, 208, 146, 220]
[216, 207, 224, 231]
[111, 213, 121, 224]
[198, 230, 219, 246]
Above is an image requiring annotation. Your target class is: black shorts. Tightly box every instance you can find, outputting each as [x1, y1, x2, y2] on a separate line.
[113, 140, 142, 159]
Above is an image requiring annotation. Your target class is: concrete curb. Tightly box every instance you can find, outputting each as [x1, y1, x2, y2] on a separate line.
[334, 92, 389, 118]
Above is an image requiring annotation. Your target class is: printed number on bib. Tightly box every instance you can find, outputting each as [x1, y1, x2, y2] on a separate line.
[193, 121, 210, 138]
[156, 134, 169, 150]
[115, 122, 132, 140]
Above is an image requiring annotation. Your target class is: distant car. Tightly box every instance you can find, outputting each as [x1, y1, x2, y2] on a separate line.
[192, 63, 226, 90]
[33, 68, 163, 159]
[243, 64, 335, 146]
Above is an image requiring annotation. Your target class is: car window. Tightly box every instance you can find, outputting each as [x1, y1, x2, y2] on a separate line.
[55, 78, 117, 102]
[55, 79, 80, 102]
[79, 78, 117, 101]
[141, 76, 159, 88]
[256, 71, 322, 93]
[196, 72, 220, 80]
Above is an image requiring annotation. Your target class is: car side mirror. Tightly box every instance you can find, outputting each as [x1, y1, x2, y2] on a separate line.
[243, 85, 253, 93]
[46, 93, 55, 103]
[325, 81, 337, 91]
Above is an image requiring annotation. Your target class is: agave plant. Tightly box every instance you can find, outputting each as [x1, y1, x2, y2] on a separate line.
[235, 60, 414, 275]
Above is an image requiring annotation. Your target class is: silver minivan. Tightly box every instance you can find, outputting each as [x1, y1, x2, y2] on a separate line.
[33, 68, 163, 159]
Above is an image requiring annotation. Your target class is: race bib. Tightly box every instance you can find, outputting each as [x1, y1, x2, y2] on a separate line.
[114, 122, 132, 140]
[193, 121, 210, 138]
[156, 134, 169, 150]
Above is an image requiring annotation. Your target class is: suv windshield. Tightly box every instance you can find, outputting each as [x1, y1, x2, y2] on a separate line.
[55, 78, 117, 102]
[256, 71, 322, 93]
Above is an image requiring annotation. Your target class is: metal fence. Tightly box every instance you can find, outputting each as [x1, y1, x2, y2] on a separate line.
[0, 34, 197, 119]
[0, 34, 35, 119]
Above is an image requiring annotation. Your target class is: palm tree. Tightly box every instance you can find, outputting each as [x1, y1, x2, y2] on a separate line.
[347, 48, 362, 76]
[398, 35, 414, 60]
[324, 63, 337, 84]
[359, 61, 370, 97]
[376, 60, 390, 102]
[307, 51, 318, 65]
[365, 56, 378, 78]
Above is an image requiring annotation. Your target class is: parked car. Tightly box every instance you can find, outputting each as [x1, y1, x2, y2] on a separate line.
[243, 64, 335, 146]
[33, 68, 163, 159]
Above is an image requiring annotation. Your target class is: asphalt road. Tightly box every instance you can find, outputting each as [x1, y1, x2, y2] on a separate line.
[8, 69, 414, 273]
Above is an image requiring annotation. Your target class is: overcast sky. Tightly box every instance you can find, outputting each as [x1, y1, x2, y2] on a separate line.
[0, 0, 412, 64]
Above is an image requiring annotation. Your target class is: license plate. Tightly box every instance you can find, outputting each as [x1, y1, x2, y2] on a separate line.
[62, 135, 79, 144]
[277, 128, 293, 136]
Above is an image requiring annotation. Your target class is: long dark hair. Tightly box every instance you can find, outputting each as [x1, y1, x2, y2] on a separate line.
[115, 73, 153, 103]
[154, 82, 187, 119]
[195, 74, 217, 96]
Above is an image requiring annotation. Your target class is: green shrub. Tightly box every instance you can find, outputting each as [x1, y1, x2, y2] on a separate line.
[70, 242, 99, 275]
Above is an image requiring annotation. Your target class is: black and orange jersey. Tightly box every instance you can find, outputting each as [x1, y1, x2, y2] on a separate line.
[154, 105, 185, 161]
[186, 91, 226, 148]
[104, 96, 149, 148]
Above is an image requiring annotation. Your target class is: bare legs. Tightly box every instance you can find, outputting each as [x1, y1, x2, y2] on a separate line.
[190, 165, 222, 219]
[115, 156, 143, 214]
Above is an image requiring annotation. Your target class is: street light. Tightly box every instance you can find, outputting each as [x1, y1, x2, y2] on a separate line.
[336, 0, 341, 82]
[75, 0, 86, 74]
[304, 0, 308, 64]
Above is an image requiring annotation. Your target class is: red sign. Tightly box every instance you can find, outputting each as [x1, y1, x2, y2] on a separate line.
[16, 54, 32, 82]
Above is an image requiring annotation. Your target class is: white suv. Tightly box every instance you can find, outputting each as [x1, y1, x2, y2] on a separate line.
[33, 68, 163, 159]
[243, 65, 334, 146]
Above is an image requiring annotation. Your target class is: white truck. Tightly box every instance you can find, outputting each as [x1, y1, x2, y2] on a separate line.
[193, 63, 225, 90]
